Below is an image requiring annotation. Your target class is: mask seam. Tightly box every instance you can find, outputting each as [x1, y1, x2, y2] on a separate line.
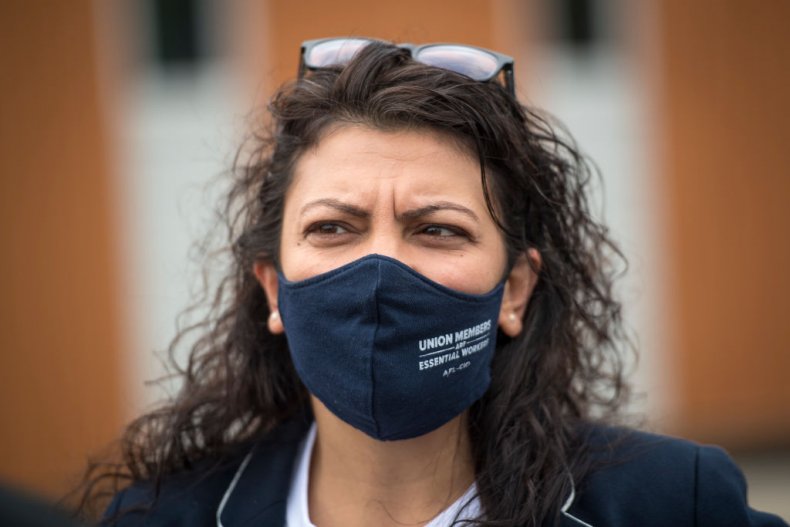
[369, 257, 382, 438]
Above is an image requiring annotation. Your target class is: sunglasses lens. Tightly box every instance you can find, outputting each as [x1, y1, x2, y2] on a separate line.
[415, 45, 500, 81]
[305, 39, 371, 69]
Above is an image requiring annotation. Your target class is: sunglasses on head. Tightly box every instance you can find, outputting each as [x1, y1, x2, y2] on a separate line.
[298, 37, 516, 96]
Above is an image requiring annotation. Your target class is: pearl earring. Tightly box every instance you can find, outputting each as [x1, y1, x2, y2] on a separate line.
[508, 312, 517, 322]
[269, 310, 280, 321]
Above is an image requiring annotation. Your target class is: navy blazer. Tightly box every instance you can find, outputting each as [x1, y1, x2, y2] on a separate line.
[104, 414, 787, 526]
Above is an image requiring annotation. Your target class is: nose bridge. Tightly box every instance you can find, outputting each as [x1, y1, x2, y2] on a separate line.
[365, 224, 406, 263]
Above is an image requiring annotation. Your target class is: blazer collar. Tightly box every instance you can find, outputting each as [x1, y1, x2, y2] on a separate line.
[216, 412, 312, 527]
[215, 413, 593, 527]
[559, 480, 594, 526]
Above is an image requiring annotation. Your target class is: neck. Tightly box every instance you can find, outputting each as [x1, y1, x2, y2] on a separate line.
[308, 397, 475, 527]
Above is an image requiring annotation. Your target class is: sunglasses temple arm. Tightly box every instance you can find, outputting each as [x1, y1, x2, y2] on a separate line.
[504, 67, 515, 98]
[297, 47, 308, 78]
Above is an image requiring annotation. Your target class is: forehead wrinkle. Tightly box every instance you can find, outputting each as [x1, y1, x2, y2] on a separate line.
[290, 125, 490, 222]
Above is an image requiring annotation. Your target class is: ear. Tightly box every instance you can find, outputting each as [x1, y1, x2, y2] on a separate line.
[252, 261, 285, 335]
[498, 248, 541, 338]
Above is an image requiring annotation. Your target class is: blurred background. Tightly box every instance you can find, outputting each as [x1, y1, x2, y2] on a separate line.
[1, 0, 787, 518]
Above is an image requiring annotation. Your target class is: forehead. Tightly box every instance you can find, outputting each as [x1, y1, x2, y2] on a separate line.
[288, 125, 483, 199]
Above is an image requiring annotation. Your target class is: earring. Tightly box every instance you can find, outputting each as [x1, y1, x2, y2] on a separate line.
[269, 310, 280, 321]
[508, 312, 517, 323]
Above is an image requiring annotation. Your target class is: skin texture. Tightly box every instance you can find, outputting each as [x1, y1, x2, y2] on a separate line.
[253, 125, 539, 526]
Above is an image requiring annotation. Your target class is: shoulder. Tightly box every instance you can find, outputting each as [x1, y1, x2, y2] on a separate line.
[102, 458, 237, 527]
[564, 424, 788, 527]
[102, 413, 311, 527]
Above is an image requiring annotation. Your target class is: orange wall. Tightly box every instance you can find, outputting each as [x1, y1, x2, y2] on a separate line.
[0, 1, 124, 496]
[659, 0, 790, 447]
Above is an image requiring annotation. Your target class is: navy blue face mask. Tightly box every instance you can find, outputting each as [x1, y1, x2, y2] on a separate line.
[277, 254, 505, 441]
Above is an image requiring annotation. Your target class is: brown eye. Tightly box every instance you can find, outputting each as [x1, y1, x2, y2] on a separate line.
[420, 225, 465, 238]
[305, 222, 351, 237]
[317, 223, 347, 235]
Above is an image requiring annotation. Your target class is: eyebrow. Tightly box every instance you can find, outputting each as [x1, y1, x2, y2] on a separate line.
[397, 202, 479, 223]
[299, 198, 479, 222]
[299, 198, 369, 218]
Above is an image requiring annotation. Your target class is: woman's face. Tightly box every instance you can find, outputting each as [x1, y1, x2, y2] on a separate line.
[255, 125, 536, 337]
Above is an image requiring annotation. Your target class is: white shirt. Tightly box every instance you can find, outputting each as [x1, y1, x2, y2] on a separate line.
[285, 424, 482, 527]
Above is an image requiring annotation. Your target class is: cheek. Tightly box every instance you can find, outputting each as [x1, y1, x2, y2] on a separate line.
[418, 252, 505, 295]
[277, 205, 325, 281]
[281, 252, 352, 282]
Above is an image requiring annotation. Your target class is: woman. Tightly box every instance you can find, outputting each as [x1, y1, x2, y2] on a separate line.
[84, 39, 786, 526]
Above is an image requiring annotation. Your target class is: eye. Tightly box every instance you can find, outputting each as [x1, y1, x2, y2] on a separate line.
[304, 222, 353, 238]
[318, 223, 347, 234]
[418, 224, 469, 239]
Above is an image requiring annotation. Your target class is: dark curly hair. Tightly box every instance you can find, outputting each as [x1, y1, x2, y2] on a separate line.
[76, 41, 630, 526]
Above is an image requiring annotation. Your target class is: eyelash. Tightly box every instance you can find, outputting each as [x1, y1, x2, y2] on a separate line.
[417, 224, 469, 239]
[305, 222, 353, 237]
[303, 222, 473, 243]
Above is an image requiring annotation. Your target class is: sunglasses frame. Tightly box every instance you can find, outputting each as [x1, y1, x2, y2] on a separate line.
[298, 37, 516, 97]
